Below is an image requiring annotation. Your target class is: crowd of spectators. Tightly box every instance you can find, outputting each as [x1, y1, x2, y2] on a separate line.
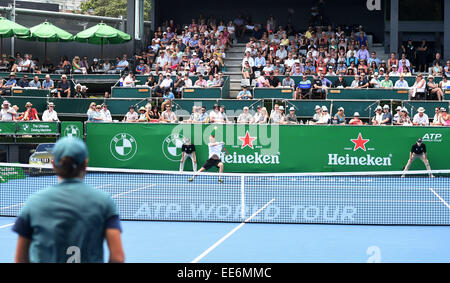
[0, 100, 59, 122]
[239, 20, 450, 101]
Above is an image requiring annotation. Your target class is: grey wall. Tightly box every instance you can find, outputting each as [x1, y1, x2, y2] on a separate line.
[155, 0, 385, 42]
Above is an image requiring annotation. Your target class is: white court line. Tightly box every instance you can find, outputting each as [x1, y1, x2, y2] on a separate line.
[191, 198, 275, 263]
[112, 184, 156, 198]
[0, 223, 14, 229]
[429, 187, 450, 210]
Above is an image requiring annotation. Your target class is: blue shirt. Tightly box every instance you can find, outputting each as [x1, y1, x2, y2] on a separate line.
[6, 78, 16, 86]
[163, 92, 175, 102]
[42, 80, 54, 89]
[254, 56, 266, 67]
[298, 80, 311, 89]
[12, 178, 121, 263]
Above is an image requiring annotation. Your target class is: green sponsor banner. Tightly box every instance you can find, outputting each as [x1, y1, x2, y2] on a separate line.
[16, 122, 59, 135]
[0, 166, 25, 183]
[86, 123, 450, 172]
[61, 121, 83, 138]
[0, 122, 16, 135]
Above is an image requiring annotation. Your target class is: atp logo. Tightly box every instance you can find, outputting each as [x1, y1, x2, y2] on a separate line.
[162, 133, 186, 162]
[64, 125, 81, 138]
[110, 133, 138, 161]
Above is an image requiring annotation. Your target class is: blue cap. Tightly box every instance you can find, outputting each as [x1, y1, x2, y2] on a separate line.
[53, 137, 88, 167]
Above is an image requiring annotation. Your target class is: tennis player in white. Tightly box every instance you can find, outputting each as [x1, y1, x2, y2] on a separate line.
[189, 134, 224, 183]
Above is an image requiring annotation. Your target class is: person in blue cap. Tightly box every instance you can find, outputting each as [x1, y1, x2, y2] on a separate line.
[12, 137, 125, 263]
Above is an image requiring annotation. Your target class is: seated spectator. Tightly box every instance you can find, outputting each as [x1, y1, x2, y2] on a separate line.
[42, 102, 59, 122]
[439, 75, 450, 92]
[398, 107, 412, 126]
[17, 74, 29, 88]
[380, 74, 393, 88]
[426, 75, 443, 101]
[206, 74, 215, 87]
[0, 72, 16, 95]
[253, 106, 269, 124]
[89, 58, 102, 73]
[445, 61, 450, 77]
[86, 102, 96, 121]
[380, 105, 392, 125]
[332, 107, 346, 124]
[389, 65, 400, 76]
[311, 74, 327, 99]
[412, 107, 429, 126]
[28, 76, 41, 88]
[72, 56, 85, 74]
[348, 112, 364, 125]
[123, 72, 136, 87]
[286, 107, 298, 124]
[394, 75, 409, 88]
[20, 102, 40, 121]
[309, 105, 322, 124]
[42, 74, 54, 90]
[409, 74, 426, 100]
[137, 107, 149, 122]
[160, 104, 177, 123]
[242, 61, 253, 85]
[296, 75, 312, 99]
[123, 106, 138, 122]
[316, 106, 331, 124]
[350, 74, 361, 88]
[57, 75, 71, 98]
[135, 59, 150, 74]
[368, 73, 381, 88]
[237, 106, 254, 124]
[209, 104, 222, 124]
[333, 74, 347, 88]
[80, 56, 90, 73]
[89, 105, 104, 122]
[393, 106, 403, 125]
[211, 73, 223, 87]
[145, 75, 157, 88]
[237, 86, 252, 100]
[101, 104, 112, 122]
[161, 89, 175, 111]
[438, 107, 450, 126]
[0, 100, 16, 121]
[282, 74, 295, 89]
[147, 105, 160, 122]
[256, 73, 270, 87]
[16, 54, 32, 72]
[116, 54, 129, 73]
[194, 74, 207, 87]
[269, 105, 285, 124]
[432, 61, 443, 77]
[371, 106, 383, 125]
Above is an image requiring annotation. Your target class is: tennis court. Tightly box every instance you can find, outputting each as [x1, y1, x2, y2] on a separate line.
[1, 164, 450, 263]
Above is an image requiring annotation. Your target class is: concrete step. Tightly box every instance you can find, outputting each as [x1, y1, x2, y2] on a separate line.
[225, 66, 242, 73]
[225, 74, 242, 81]
[226, 52, 245, 59]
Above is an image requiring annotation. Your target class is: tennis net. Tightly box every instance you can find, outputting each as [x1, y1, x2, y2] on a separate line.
[1, 163, 450, 225]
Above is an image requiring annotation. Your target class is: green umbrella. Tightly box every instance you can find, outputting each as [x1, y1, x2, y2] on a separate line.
[19, 21, 73, 59]
[74, 22, 131, 58]
[0, 17, 30, 56]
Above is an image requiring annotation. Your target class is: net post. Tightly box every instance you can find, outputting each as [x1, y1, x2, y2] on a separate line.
[240, 175, 245, 220]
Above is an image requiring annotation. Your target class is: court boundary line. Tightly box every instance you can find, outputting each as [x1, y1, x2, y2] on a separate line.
[191, 198, 275, 263]
[0, 223, 14, 229]
[429, 187, 450, 210]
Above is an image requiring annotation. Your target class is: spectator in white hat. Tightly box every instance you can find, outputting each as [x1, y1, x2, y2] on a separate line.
[286, 107, 298, 124]
[393, 106, 403, 125]
[333, 107, 346, 124]
[349, 112, 363, 125]
[399, 107, 412, 126]
[0, 100, 16, 121]
[237, 106, 253, 124]
[310, 105, 322, 124]
[380, 104, 392, 125]
[42, 102, 59, 122]
[372, 105, 384, 125]
[316, 106, 331, 124]
[412, 107, 429, 126]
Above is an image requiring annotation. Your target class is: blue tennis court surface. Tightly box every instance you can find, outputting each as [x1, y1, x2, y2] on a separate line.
[1, 216, 450, 262]
[2, 169, 450, 262]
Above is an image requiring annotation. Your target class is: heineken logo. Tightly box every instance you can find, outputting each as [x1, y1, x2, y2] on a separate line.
[329, 133, 392, 167]
[239, 131, 257, 149]
[110, 133, 138, 161]
[64, 124, 81, 138]
[351, 133, 370, 151]
[162, 133, 186, 162]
